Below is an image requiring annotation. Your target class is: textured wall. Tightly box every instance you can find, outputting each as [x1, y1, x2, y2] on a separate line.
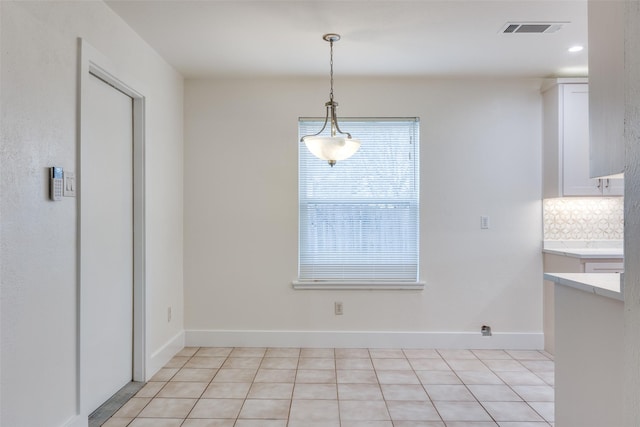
[184, 77, 544, 340]
[624, 1, 640, 425]
[1, 2, 184, 426]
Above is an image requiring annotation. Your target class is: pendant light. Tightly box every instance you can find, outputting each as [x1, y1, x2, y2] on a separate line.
[301, 33, 360, 167]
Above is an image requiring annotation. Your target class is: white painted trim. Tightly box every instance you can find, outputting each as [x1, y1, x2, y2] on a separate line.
[78, 38, 146, 418]
[292, 281, 425, 290]
[147, 330, 185, 381]
[541, 77, 589, 93]
[185, 330, 544, 350]
[61, 415, 87, 427]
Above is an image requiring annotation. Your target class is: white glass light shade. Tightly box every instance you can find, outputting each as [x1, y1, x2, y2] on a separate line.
[303, 136, 361, 162]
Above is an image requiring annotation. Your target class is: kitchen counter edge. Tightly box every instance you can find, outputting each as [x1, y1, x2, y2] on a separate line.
[544, 272, 624, 301]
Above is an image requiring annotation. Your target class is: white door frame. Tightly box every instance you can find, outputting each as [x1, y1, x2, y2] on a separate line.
[77, 38, 146, 418]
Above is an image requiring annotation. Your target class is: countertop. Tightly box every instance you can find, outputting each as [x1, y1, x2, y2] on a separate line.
[542, 247, 624, 258]
[543, 241, 623, 259]
[543, 272, 623, 301]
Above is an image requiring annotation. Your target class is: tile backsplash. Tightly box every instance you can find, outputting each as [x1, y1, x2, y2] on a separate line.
[543, 197, 624, 241]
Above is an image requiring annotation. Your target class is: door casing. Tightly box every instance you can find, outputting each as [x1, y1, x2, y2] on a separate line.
[78, 38, 146, 418]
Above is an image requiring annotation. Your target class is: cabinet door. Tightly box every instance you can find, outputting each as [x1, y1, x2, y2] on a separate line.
[562, 84, 602, 196]
[602, 177, 624, 196]
[589, 0, 625, 178]
[542, 83, 562, 199]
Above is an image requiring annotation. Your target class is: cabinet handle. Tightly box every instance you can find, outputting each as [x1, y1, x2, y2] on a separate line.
[605, 179, 610, 189]
[597, 179, 602, 189]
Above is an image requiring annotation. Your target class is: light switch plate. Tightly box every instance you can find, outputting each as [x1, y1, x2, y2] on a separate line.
[63, 171, 76, 197]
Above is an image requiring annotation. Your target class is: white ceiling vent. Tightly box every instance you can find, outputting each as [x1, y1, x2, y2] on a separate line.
[501, 22, 568, 34]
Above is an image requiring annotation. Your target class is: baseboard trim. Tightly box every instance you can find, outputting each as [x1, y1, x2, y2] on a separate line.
[62, 414, 86, 427]
[147, 330, 185, 380]
[185, 330, 543, 350]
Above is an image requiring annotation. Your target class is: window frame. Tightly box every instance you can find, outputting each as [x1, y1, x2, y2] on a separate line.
[294, 117, 424, 291]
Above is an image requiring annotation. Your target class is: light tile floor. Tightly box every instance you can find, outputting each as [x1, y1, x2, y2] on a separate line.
[103, 347, 554, 427]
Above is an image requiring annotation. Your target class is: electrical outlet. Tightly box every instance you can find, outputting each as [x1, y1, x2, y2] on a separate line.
[168, 307, 172, 322]
[334, 302, 344, 315]
[480, 216, 490, 229]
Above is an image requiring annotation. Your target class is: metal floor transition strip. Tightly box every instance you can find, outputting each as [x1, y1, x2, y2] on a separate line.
[89, 381, 145, 427]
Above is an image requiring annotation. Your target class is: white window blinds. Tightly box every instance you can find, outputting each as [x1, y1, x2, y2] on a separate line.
[298, 118, 420, 284]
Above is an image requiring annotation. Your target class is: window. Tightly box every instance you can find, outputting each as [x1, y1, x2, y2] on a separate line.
[295, 118, 421, 290]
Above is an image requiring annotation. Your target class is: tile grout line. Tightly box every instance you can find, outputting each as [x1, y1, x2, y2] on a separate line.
[438, 348, 497, 425]
[334, 348, 342, 427]
[176, 346, 200, 427]
[285, 348, 301, 427]
[180, 346, 217, 425]
[474, 350, 519, 426]
[477, 350, 554, 426]
[375, 348, 394, 425]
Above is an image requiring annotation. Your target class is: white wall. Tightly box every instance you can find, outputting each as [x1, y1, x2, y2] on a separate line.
[184, 77, 543, 347]
[0, 2, 184, 426]
[555, 285, 623, 426]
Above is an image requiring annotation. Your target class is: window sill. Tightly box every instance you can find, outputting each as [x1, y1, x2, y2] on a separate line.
[291, 281, 425, 290]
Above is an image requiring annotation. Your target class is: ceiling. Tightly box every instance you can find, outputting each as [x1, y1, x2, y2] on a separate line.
[105, 0, 588, 79]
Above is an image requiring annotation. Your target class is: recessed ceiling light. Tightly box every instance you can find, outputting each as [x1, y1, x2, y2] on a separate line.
[568, 45, 584, 53]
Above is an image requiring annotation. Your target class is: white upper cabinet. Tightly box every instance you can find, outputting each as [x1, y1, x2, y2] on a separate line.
[542, 80, 623, 198]
[561, 84, 601, 196]
[588, 0, 625, 178]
